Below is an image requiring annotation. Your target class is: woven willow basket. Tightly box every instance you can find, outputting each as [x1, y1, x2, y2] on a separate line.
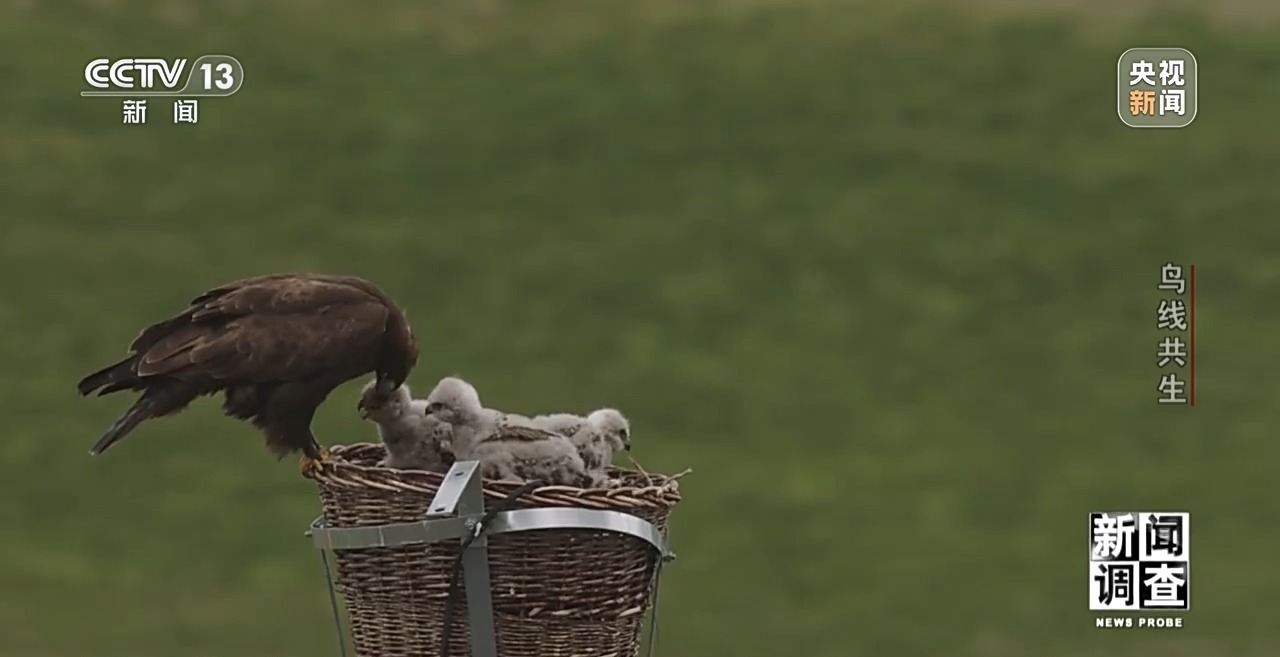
[304, 443, 683, 657]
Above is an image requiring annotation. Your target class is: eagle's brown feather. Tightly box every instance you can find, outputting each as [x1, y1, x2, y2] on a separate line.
[77, 273, 418, 458]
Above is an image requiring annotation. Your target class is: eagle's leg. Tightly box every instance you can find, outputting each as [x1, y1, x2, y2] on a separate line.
[298, 440, 332, 476]
[298, 452, 332, 475]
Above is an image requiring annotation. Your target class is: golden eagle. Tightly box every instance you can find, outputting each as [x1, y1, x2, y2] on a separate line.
[76, 273, 418, 472]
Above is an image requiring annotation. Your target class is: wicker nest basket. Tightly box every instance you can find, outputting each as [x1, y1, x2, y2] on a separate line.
[304, 443, 684, 657]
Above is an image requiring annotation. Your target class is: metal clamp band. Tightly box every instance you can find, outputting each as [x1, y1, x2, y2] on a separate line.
[307, 507, 674, 560]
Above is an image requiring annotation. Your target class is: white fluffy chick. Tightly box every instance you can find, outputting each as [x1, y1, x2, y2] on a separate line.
[357, 380, 453, 472]
[470, 419, 592, 486]
[569, 408, 630, 486]
[421, 376, 495, 459]
[423, 377, 591, 486]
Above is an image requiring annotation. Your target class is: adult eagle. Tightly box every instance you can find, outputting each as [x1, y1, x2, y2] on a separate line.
[76, 273, 419, 473]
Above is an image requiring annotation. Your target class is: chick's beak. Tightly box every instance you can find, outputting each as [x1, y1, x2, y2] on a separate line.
[356, 400, 369, 420]
[624, 443, 631, 451]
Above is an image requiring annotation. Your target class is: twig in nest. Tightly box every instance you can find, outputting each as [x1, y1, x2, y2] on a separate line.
[626, 454, 656, 487]
[666, 467, 693, 482]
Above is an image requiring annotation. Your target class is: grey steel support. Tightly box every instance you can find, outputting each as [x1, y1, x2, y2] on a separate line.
[432, 461, 498, 657]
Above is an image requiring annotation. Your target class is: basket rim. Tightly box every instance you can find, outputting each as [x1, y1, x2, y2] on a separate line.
[305, 443, 685, 511]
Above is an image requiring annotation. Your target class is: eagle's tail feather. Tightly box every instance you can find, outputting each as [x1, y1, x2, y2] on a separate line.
[77, 357, 138, 397]
[96, 380, 138, 396]
[89, 396, 155, 455]
[88, 384, 197, 455]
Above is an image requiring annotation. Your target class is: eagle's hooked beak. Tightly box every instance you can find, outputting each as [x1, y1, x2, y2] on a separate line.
[374, 377, 398, 396]
[356, 398, 371, 420]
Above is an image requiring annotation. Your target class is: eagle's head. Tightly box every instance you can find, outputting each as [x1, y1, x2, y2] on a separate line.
[377, 301, 418, 395]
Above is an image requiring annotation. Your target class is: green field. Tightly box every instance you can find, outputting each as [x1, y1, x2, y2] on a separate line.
[2, 2, 1278, 656]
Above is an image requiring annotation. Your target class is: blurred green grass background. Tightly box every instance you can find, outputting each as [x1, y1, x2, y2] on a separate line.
[2, 1, 1278, 656]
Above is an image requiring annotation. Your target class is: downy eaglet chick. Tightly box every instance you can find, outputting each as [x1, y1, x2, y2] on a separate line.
[420, 376, 494, 460]
[469, 420, 592, 487]
[423, 376, 591, 486]
[569, 408, 630, 487]
[357, 380, 453, 472]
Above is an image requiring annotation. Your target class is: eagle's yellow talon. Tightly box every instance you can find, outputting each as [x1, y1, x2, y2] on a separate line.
[299, 448, 332, 476]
